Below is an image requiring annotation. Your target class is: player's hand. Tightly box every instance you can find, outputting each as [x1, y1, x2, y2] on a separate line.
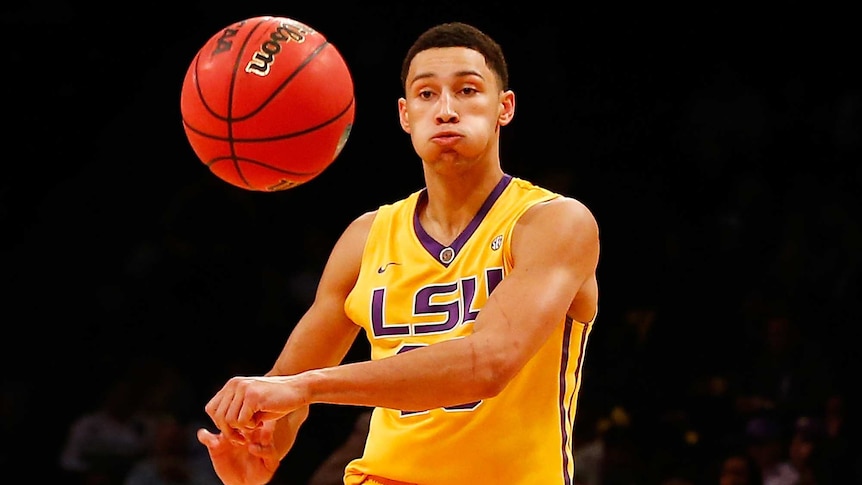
[196, 423, 280, 485]
[197, 406, 309, 485]
[205, 375, 307, 441]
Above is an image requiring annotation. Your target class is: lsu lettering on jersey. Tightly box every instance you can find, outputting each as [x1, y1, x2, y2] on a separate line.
[343, 174, 595, 485]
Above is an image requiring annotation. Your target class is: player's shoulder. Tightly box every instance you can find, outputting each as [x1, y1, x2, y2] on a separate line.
[516, 194, 599, 246]
[549, 195, 596, 220]
[509, 195, 599, 273]
[345, 209, 378, 236]
[527, 192, 596, 223]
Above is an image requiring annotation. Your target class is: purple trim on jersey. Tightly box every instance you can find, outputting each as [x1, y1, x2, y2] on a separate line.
[414, 174, 513, 267]
[563, 316, 592, 484]
[559, 315, 574, 485]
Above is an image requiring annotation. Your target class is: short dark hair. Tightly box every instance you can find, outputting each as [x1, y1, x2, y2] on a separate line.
[401, 22, 509, 92]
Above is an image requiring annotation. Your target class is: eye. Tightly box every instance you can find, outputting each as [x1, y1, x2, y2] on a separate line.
[460, 86, 478, 95]
[418, 89, 434, 100]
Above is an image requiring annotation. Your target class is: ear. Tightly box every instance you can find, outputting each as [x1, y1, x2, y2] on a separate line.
[398, 98, 411, 133]
[498, 90, 515, 126]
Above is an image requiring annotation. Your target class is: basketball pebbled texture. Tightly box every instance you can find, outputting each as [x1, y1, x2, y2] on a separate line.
[181, 16, 354, 191]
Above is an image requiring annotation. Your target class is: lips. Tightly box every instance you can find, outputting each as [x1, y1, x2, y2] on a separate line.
[432, 132, 462, 146]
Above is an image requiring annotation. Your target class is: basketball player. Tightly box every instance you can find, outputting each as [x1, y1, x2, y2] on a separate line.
[197, 21, 601, 485]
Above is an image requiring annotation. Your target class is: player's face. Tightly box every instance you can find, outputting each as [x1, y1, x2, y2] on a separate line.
[398, 47, 514, 168]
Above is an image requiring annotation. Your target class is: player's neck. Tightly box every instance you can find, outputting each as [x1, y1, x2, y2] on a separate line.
[420, 165, 505, 245]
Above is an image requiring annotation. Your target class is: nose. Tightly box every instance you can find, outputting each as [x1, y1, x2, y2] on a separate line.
[435, 91, 459, 124]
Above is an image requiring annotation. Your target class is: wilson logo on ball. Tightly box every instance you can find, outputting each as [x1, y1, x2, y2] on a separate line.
[246, 20, 311, 77]
[211, 21, 246, 56]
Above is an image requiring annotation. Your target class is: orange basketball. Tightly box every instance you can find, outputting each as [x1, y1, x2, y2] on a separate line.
[180, 16, 354, 191]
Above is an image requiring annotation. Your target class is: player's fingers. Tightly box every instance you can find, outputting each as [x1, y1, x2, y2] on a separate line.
[203, 390, 224, 422]
[238, 404, 262, 432]
[254, 421, 274, 446]
[197, 427, 219, 448]
[225, 382, 249, 428]
[226, 378, 267, 439]
[245, 425, 275, 459]
[214, 385, 247, 443]
[203, 391, 234, 441]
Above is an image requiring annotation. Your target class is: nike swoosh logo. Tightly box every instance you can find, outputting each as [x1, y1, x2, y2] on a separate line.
[377, 262, 401, 273]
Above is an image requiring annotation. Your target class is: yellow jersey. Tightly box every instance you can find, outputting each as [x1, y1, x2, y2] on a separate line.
[343, 175, 595, 485]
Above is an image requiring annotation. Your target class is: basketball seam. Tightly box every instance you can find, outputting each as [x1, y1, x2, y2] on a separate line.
[184, 98, 354, 143]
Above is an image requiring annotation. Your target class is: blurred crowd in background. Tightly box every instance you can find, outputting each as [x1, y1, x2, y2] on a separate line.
[2, 3, 860, 485]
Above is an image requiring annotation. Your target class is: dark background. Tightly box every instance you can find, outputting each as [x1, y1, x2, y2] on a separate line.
[3, 3, 860, 483]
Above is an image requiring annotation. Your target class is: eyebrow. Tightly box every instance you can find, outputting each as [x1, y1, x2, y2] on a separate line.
[410, 69, 485, 84]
